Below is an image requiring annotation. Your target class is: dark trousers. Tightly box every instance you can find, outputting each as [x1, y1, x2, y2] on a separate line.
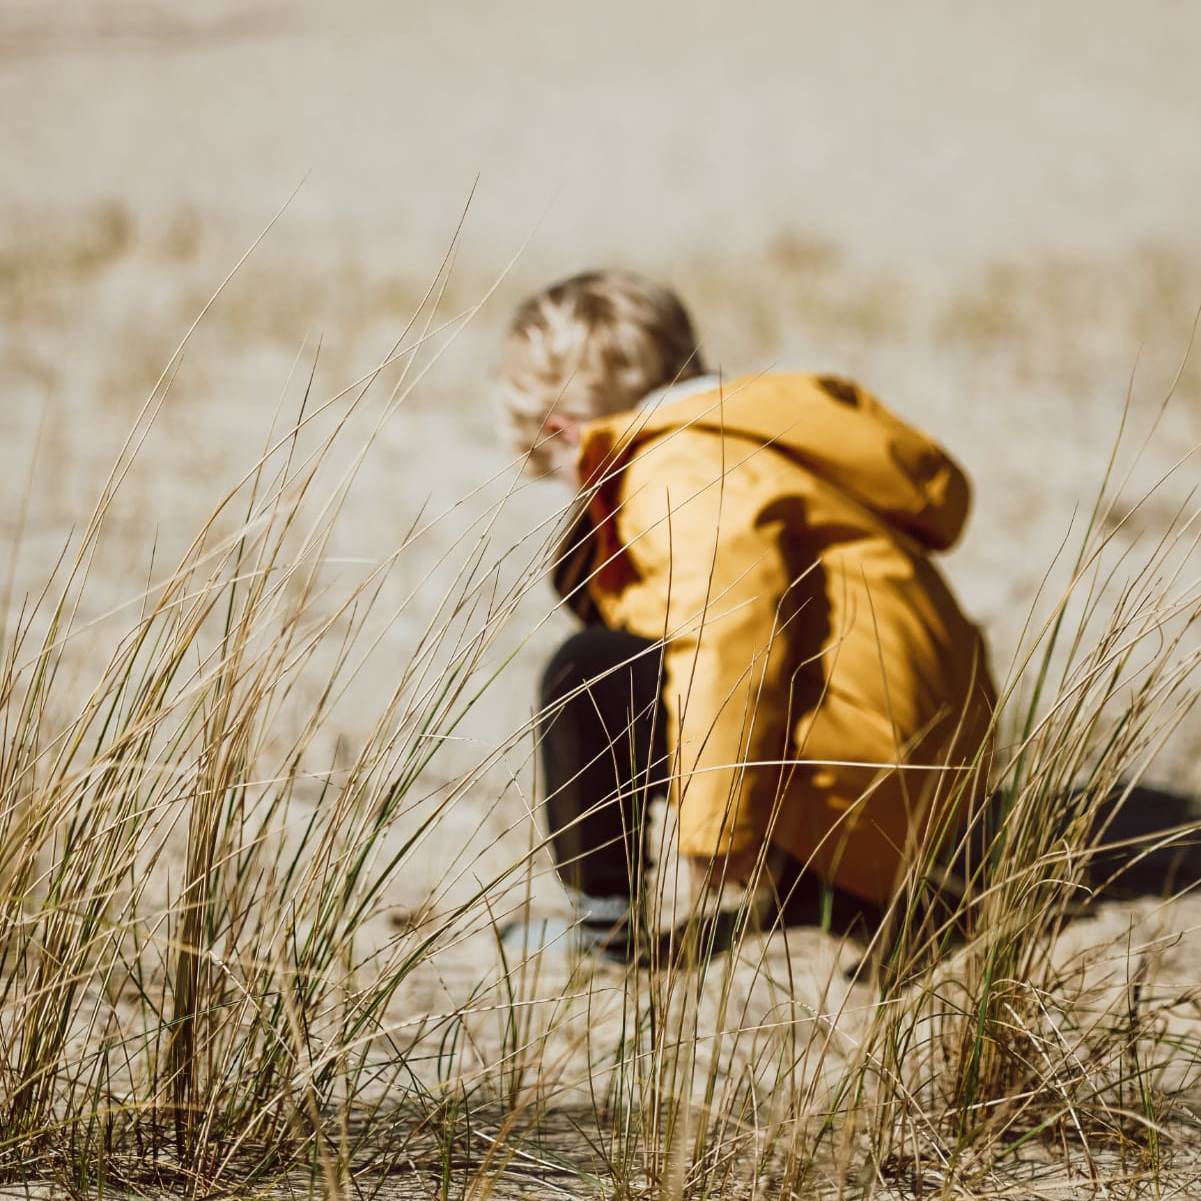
[538, 628, 667, 903]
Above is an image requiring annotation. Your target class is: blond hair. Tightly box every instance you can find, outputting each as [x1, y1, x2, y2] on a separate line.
[497, 271, 705, 477]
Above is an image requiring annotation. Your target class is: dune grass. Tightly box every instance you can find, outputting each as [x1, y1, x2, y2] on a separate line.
[0, 246, 1199, 1200]
[0, 241, 558, 1191]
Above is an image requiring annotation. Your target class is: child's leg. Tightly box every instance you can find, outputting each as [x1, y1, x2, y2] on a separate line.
[538, 628, 666, 921]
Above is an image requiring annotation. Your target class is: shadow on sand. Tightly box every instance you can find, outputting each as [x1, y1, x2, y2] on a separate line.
[757, 783, 1201, 954]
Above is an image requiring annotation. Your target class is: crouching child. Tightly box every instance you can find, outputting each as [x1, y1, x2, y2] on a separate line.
[497, 270, 996, 957]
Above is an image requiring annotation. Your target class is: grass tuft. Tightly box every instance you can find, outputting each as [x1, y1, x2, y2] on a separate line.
[1, 230, 1200, 1198]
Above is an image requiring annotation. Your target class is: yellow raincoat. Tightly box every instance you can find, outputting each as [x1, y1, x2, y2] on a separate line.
[555, 373, 995, 905]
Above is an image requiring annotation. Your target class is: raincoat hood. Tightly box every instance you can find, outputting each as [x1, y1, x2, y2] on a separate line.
[579, 372, 971, 552]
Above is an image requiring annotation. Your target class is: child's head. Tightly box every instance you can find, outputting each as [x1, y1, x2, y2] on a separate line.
[497, 270, 705, 478]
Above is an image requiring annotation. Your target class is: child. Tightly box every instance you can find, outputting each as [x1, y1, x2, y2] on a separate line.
[498, 270, 996, 952]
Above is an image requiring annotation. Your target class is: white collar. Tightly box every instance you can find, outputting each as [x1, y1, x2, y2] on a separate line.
[637, 373, 721, 412]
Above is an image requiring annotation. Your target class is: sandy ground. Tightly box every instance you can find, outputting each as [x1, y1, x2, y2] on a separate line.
[4, 1, 1201, 1193]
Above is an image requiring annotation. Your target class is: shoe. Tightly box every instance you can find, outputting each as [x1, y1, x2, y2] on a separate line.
[498, 914, 635, 964]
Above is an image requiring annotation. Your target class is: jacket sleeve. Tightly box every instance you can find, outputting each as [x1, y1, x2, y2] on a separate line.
[612, 431, 819, 859]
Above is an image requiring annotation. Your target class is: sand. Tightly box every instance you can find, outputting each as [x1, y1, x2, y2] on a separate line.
[3, 2, 1201, 1194]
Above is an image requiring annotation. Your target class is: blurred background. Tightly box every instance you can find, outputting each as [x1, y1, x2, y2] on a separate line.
[3, 0, 1201, 915]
